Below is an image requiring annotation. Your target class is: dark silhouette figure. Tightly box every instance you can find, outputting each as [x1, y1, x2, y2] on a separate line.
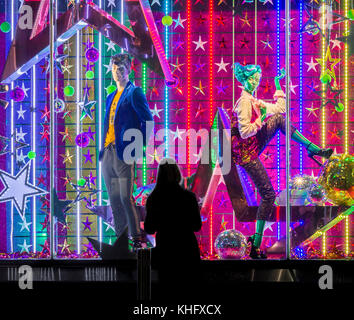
[144, 158, 202, 300]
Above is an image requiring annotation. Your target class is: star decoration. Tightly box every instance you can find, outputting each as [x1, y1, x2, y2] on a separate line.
[218, 194, 228, 208]
[61, 174, 73, 186]
[86, 171, 97, 186]
[82, 216, 93, 231]
[195, 13, 206, 25]
[260, 79, 272, 94]
[262, 0, 274, 5]
[261, 34, 273, 50]
[328, 127, 342, 141]
[216, 14, 226, 26]
[193, 80, 206, 95]
[150, 0, 161, 6]
[281, 18, 295, 29]
[170, 126, 185, 141]
[240, 35, 250, 49]
[263, 150, 272, 161]
[283, 81, 298, 95]
[83, 148, 94, 164]
[83, 38, 94, 49]
[171, 57, 185, 73]
[195, 103, 207, 118]
[46, 54, 68, 74]
[215, 57, 229, 73]
[103, 60, 113, 75]
[18, 217, 32, 232]
[218, 37, 227, 49]
[306, 80, 319, 92]
[58, 239, 72, 254]
[41, 148, 50, 164]
[305, 103, 319, 117]
[193, 35, 208, 51]
[220, 215, 228, 231]
[330, 35, 342, 50]
[216, 81, 228, 95]
[83, 61, 94, 72]
[105, 40, 116, 52]
[83, 82, 92, 97]
[16, 126, 27, 143]
[173, 13, 186, 29]
[40, 105, 50, 122]
[16, 149, 26, 167]
[60, 149, 74, 164]
[36, 173, 46, 186]
[21, 82, 30, 98]
[305, 57, 319, 72]
[59, 127, 73, 143]
[240, 12, 251, 28]
[150, 104, 163, 119]
[62, 60, 73, 74]
[85, 126, 96, 141]
[194, 61, 206, 72]
[19, 239, 32, 253]
[78, 95, 96, 121]
[173, 37, 184, 50]
[316, 46, 341, 85]
[0, 162, 47, 219]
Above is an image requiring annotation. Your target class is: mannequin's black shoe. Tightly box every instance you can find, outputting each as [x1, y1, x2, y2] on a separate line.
[249, 245, 267, 259]
[307, 144, 333, 166]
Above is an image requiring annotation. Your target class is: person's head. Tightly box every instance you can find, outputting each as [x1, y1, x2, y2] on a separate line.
[233, 63, 262, 94]
[111, 53, 132, 84]
[155, 158, 183, 188]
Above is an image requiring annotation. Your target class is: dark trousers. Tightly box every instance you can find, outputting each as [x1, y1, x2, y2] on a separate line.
[241, 114, 296, 220]
[101, 144, 141, 240]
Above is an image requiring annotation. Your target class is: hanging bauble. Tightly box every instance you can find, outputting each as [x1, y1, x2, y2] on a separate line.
[85, 47, 99, 63]
[318, 153, 354, 206]
[75, 132, 90, 148]
[86, 71, 94, 79]
[77, 178, 86, 187]
[64, 85, 75, 97]
[348, 9, 354, 20]
[10, 87, 25, 102]
[214, 229, 248, 259]
[54, 98, 66, 113]
[161, 15, 173, 26]
[320, 73, 332, 84]
[27, 151, 36, 159]
[335, 102, 344, 112]
[106, 84, 117, 95]
[0, 21, 11, 33]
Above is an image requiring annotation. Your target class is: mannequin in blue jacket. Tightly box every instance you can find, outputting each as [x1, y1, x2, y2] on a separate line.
[99, 53, 153, 250]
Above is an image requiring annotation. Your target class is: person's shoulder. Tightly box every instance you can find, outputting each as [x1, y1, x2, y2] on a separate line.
[182, 188, 197, 200]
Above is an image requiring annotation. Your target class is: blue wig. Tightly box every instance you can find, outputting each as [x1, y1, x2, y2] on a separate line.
[233, 63, 262, 86]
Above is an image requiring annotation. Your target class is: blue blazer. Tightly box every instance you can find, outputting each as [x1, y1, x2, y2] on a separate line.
[99, 81, 153, 162]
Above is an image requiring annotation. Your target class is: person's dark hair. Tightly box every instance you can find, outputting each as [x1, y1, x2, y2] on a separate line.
[152, 158, 182, 193]
[111, 53, 132, 71]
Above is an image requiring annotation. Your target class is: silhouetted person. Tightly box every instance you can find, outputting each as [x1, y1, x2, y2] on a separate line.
[144, 158, 202, 299]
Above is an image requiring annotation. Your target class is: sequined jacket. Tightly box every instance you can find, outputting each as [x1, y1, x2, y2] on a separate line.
[231, 89, 286, 165]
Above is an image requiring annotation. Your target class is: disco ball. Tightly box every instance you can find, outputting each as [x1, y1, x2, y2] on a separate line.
[214, 229, 247, 259]
[307, 183, 327, 205]
[85, 47, 99, 63]
[318, 153, 354, 206]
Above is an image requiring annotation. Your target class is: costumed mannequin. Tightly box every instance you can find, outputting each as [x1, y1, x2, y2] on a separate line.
[231, 63, 333, 259]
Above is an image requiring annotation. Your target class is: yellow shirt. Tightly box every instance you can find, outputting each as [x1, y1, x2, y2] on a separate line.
[104, 89, 123, 147]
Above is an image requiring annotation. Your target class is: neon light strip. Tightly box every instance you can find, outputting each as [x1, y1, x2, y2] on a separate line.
[76, 0, 81, 255]
[322, 232, 326, 257]
[320, 2, 326, 256]
[10, 0, 15, 253]
[98, 0, 103, 245]
[276, 0, 280, 240]
[187, 0, 191, 176]
[142, 63, 147, 185]
[299, 1, 303, 174]
[209, 0, 213, 255]
[164, 0, 169, 160]
[32, 65, 37, 252]
[344, 0, 349, 255]
[276, 0, 280, 193]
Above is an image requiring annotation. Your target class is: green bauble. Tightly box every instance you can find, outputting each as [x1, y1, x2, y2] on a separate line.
[335, 102, 344, 112]
[348, 9, 354, 20]
[0, 22, 11, 33]
[77, 178, 86, 187]
[162, 15, 173, 26]
[27, 151, 36, 159]
[64, 85, 75, 97]
[86, 71, 94, 79]
[106, 84, 117, 95]
[320, 73, 331, 84]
